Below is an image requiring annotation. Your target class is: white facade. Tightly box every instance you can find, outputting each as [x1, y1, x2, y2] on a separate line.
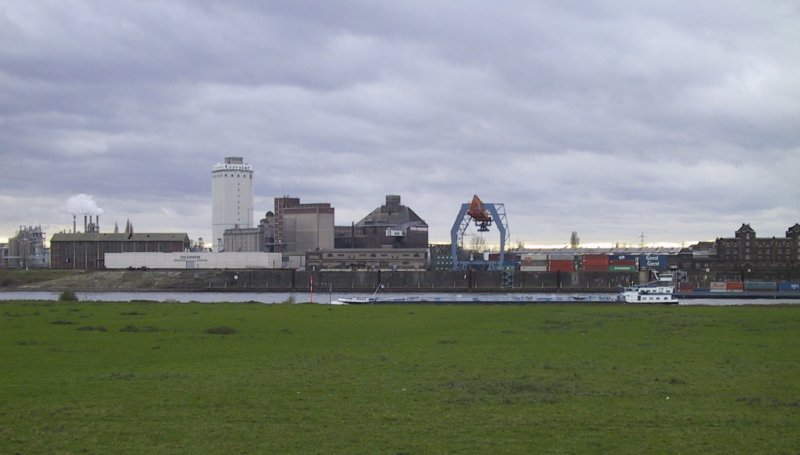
[105, 252, 282, 269]
[211, 157, 254, 251]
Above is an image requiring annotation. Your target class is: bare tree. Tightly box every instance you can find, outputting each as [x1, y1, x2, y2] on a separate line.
[570, 231, 580, 249]
[470, 235, 487, 253]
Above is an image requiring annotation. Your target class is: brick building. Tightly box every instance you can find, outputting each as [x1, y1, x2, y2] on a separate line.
[714, 223, 800, 270]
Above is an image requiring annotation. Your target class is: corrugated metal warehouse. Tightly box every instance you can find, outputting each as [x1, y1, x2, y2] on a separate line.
[50, 233, 190, 270]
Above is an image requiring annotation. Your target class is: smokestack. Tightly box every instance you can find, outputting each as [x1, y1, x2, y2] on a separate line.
[73, 214, 76, 234]
[84, 215, 88, 233]
[96, 215, 99, 233]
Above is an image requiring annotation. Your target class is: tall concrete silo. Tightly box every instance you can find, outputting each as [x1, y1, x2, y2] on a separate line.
[211, 157, 254, 252]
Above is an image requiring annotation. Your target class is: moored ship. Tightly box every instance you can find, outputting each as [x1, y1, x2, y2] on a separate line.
[618, 272, 678, 304]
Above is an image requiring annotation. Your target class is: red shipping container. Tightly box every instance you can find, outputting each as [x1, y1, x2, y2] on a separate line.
[548, 260, 576, 272]
[583, 265, 609, 272]
[583, 259, 609, 266]
[678, 283, 694, 291]
[582, 255, 609, 265]
[608, 259, 637, 266]
[726, 282, 744, 291]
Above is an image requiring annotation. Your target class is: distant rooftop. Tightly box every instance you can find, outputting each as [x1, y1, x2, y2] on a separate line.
[356, 195, 426, 227]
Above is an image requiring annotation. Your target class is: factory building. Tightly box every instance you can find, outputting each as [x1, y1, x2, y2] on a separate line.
[4, 225, 49, 269]
[334, 195, 428, 249]
[223, 212, 276, 252]
[273, 196, 334, 253]
[51, 232, 190, 270]
[212, 157, 254, 252]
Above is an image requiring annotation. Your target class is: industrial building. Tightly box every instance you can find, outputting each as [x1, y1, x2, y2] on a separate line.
[334, 195, 429, 249]
[677, 223, 800, 273]
[51, 232, 190, 270]
[714, 223, 800, 268]
[215, 195, 335, 255]
[306, 248, 428, 271]
[4, 226, 49, 269]
[273, 196, 334, 253]
[212, 157, 254, 252]
[223, 212, 276, 252]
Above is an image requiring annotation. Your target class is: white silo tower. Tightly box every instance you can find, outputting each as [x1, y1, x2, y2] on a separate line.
[211, 157, 254, 252]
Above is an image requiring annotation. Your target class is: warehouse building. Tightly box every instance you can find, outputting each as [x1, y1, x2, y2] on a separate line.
[105, 252, 282, 269]
[51, 232, 190, 270]
[713, 223, 800, 270]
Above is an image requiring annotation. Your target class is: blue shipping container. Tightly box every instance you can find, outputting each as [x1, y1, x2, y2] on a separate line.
[639, 254, 669, 270]
[743, 281, 776, 291]
[609, 254, 638, 261]
[778, 282, 800, 292]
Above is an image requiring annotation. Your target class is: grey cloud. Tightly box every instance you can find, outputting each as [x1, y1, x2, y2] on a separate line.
[1, 0, 799, 245]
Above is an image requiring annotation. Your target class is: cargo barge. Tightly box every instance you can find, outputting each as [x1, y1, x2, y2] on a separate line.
[335, 293, 620, 304]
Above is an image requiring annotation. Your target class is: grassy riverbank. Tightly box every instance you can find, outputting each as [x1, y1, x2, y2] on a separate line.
[2, 302, 799, 453]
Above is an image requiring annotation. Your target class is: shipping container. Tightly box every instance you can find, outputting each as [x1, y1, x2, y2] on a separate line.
[609, 254, 638, 262]
[548, 260, 576, 272]
[582, 260, 610, 267]
[521, 259, 548, 265]
[710, 282, 728, 292]
[582, 254, 609, 265]
[726, 282, 744, 291]
[520, 265, 548, 272]
[582, 265, 609, 273]
[608, 265, 637, 272]
[678, 283, 694, 292]
[548, 253, 576, 261]
[639, 254, 670, 270]
[743, 281, 776, 291]
[521, 253, 548, 261]
[778, 282, 800, 292]
[608, 259, 638, 266]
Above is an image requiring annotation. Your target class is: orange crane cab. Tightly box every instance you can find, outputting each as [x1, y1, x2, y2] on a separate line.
[467, 195, 492, 231]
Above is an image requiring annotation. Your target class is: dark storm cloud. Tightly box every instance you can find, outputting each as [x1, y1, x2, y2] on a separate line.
[1, 0, 798, 245]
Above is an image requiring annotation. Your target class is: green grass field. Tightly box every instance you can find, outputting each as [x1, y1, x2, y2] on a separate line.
[2, 302, 799, 454]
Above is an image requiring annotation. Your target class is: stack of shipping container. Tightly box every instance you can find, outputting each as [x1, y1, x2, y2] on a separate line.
[582, 254, 609, 272]
[608, 254, 638, 272]
[519, 253, 547, 272]
[638, 254, 670, 271]
[547, 253, 576, 272]
[517, 253, 673, 273]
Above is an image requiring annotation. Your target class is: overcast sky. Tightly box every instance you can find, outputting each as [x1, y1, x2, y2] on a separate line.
[2, 0, 799, 247]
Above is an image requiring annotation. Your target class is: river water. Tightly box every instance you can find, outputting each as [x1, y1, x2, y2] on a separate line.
[1, 291, 799, 306]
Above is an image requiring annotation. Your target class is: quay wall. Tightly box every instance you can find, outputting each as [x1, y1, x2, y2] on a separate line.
[9, 269, 799, 293]
[195, 269, 644, 292]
